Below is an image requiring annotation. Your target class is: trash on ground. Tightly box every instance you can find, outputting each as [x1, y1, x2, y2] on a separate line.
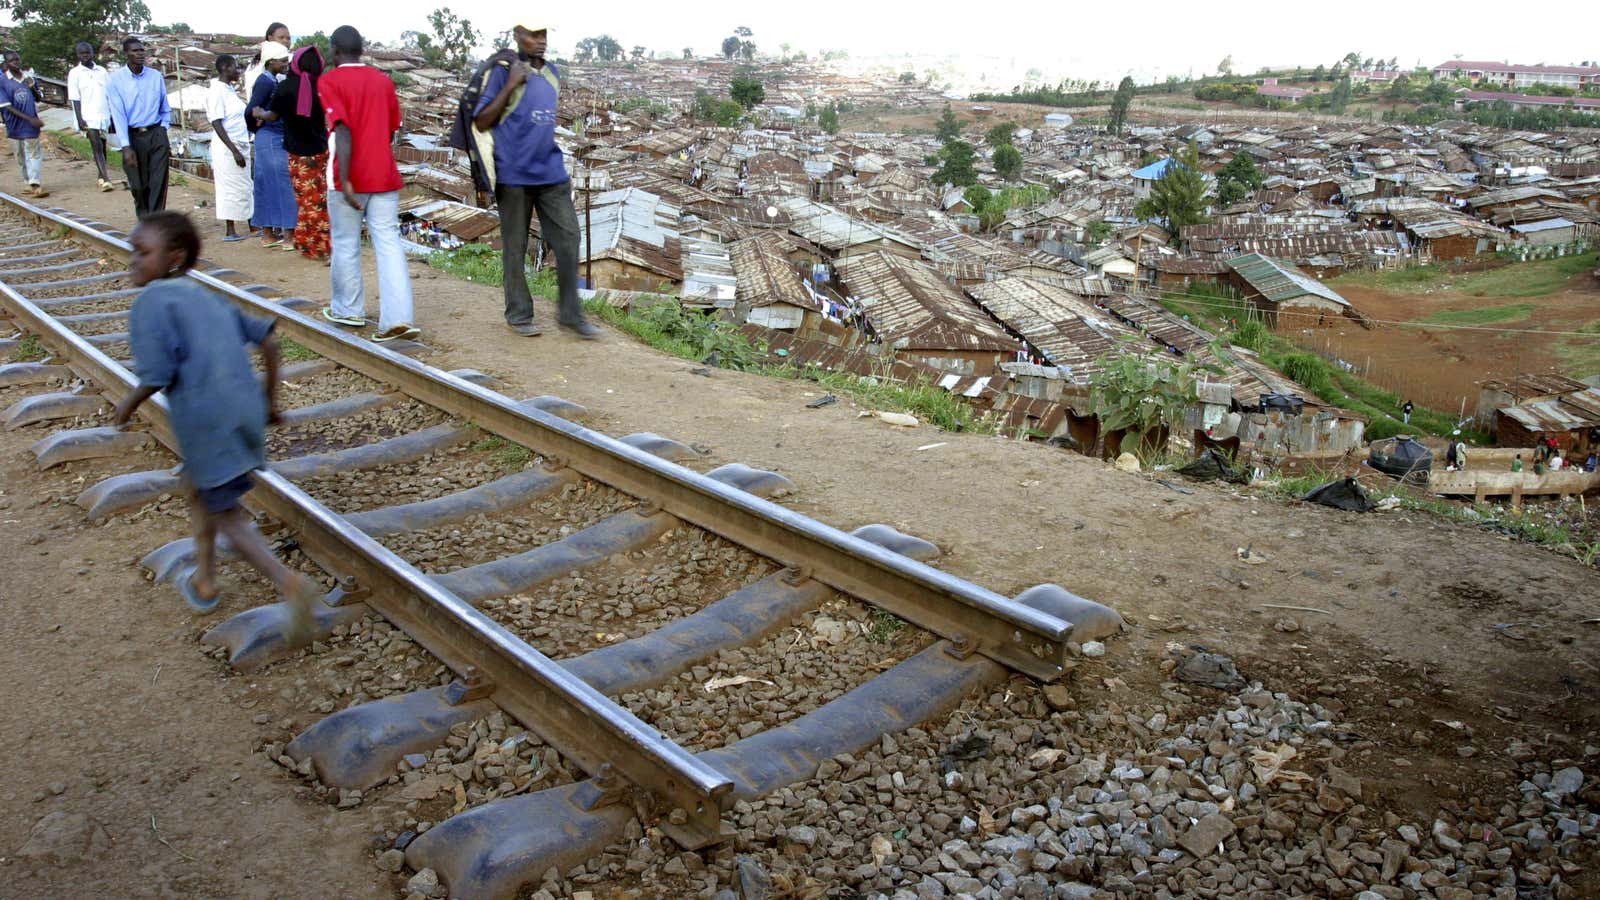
[1173, 648, 1246, 690]
[805, 394, 837, 409]
[703, 674, 776, 692]
[1303, 477, 1376, 512]
[1177, 448, 1250, 484]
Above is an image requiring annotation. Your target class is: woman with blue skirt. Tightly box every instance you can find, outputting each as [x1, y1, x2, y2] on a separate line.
[247, 42, 297, 248]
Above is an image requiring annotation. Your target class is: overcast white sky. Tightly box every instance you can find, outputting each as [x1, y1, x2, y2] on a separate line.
[11, 0, 1600, 83]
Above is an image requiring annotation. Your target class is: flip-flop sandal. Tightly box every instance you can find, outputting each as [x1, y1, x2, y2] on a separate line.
[279, 243, 300, 252]
[262, 239, 284, 248]
[176, 566, 222, 614]
[222, 234, 246, 243]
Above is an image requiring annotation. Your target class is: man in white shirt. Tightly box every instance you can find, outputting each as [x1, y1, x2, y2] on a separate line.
[67, 41, 114, 191]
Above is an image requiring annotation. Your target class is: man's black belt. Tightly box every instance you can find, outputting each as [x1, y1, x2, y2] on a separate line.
[128, 125, 163, 134]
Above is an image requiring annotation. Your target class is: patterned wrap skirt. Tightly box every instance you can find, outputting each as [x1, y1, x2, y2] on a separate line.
[250, 126, 298, 230]
[290, 152, 331, 259]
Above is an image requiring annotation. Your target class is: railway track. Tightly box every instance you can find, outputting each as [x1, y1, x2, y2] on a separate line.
[0, 193, 1122, 898]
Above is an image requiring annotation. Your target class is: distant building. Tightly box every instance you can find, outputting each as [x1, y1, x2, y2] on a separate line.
[1132, 157, 1183, 199]
[1256, 78, 1309, 103]
[1457, 90, 1600, 114]
[1348, 68, 1403, 85]
[1432, 60, 1600, 91]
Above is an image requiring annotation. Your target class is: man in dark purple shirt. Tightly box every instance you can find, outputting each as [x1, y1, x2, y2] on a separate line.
[473, 22, 598, 339]
[1, 50, 47, 197]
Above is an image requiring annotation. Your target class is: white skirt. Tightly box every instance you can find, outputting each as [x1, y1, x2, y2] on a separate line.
[210, 138, 254, 222]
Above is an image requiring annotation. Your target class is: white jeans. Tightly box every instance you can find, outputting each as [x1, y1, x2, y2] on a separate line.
[329, 189, 414, 331]
[12, 138, 42, 185]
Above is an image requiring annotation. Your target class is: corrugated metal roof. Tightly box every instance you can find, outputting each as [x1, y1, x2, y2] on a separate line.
[964, 277, 1127, 374]
[836, 252, 1017, 353]
[397, 198, 501, 241]
[731, 236, 817, 311]
[1500, 388, 1600, 432]
[1224, 253, 1351, 308]
[577, 188, 685, 281]
[680, 236, 736, 305]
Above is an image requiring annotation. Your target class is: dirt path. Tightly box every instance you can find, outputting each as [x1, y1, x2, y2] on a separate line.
[4, 143, 1598, 895]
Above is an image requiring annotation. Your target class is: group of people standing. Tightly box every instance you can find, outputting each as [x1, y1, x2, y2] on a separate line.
[191, 23, 416, 340]
[5, 18, 599, 343]
[204, 23, 326, 258]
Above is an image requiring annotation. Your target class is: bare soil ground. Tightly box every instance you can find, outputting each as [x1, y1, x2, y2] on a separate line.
[3, 141, 1598, 897]
[1290, 272, 1600, 414]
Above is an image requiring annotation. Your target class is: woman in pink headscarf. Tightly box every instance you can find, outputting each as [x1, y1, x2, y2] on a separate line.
[271, 45, 330, 261]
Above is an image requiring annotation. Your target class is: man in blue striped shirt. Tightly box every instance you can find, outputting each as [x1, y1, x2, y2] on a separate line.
[105, 36, 171, 216]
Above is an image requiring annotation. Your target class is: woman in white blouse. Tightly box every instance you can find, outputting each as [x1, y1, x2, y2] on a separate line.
[205, 55, 253, 241]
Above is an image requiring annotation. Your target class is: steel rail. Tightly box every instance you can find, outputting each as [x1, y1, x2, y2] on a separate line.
[2, 195, 1078, 680]
[0, 245, 734, 848]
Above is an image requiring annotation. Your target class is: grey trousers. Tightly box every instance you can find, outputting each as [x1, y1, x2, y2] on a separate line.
[84, 128, 110, 181]
[496, 181, 583, 327]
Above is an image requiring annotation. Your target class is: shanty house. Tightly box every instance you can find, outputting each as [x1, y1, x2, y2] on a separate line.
[1223, 253, 1362, 327]
[573, 188, 685, 293]
[836, 252, 1017, 374]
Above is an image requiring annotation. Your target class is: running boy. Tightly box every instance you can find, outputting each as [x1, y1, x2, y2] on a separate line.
[112, 211, 318, 635]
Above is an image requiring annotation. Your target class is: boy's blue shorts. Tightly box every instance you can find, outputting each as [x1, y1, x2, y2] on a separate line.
[197, 472, 254, 514]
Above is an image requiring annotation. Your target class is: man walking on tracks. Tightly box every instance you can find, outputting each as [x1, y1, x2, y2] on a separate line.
[68, 41, 116, 192]
[470, 21, 598, 339]
[1, 50, 47, 197]
[105, 37, 171, 216]
[318, 25, 419, 343]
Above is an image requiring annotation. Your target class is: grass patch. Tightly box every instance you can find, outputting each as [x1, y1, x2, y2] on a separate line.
[1418, 303, 1535, 326]
[425, 244, 560, 297]
[583, 298, 996, 434]
[278, 338, 319, 362]
[55, 132, 123, 168]
[867, 608, 906, 644]
[1255, 464, 1344, 499]
[1332, 251, 1597, 298]
[470, 435, 533, 468]
[10, 333, 47, 361]
[1558, 337, 1600, 379]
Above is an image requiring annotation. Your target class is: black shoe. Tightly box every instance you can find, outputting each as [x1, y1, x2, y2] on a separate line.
[508, 321, 543, 337]
[558, 318, 602, 340]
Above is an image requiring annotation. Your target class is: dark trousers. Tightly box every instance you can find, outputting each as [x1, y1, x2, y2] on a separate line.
[496, 181, 583, 327]
[84, 128, 110, 181]
[124, 127, 169, 217]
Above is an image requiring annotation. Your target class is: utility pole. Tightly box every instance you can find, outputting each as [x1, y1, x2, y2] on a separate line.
[583, 171, 593, 288]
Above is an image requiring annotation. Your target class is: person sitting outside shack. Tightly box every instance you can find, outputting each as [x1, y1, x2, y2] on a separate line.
[1511, 454, 1523, 473]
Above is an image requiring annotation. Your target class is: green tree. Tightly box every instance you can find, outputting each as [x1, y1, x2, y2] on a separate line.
[591, 35, 623, 62]
[424, 7, 478, 71]
[962, 184, 992, 211]
[932, 139, 978, 188]
[1133, 142, 1211, 232]
[1090, 347, 1212, 454]
[683, 47, 693, 59]
[992, 143, 1022, 181]
[721, 36, 741, 59]
[730, 75, 765, 109]
[693, 91, 744, 127]
[1312, 63, 1327, 81]
[302, 30, 332, 60]
[898, 70, 916, 84]
[935, 103, 960, 142]
[1108, 75, 1136, 134]
[631, 45, 646, 61]
[1084, 219, 1113, 245]
[818, 103, 839, 134]
[1214, 151, 1263, 206]
[1328, 75, 1352, 113]
[985, 121, 1017, 146]
[0, 0, 150, 77]
[1217, 55, 1233, 76]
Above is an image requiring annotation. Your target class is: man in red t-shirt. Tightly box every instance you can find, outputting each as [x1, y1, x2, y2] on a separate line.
[317, 26, 418, 343]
